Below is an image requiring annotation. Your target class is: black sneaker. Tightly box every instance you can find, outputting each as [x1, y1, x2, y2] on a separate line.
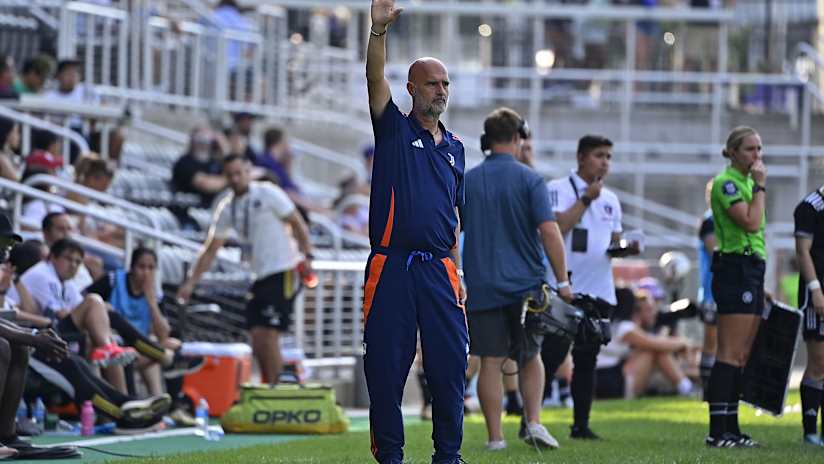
[570, 425, 601, 440]
[735, 433, 759, 448]
[705, 433, 740, 448]
[518, 416, 527, 439]
[164, 353, 205, 379]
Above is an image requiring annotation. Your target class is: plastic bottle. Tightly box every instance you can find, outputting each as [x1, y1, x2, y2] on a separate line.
[194, 398, 209, 438]
[15, 400, 27, 422]
[33, 398, 46, 430]
[80, 401, 95, 436]
[297, 261, 319, 289]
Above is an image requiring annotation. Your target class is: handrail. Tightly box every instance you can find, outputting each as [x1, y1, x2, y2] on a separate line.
[0, 105, 89, 168]
[11, 96, 125, 121]
[130, 118, 190, 145]
[0, 178, 211, 254]
[64, 1, 127, 20]
[22, 174, 162, 231]
[265, 1, 736, 22]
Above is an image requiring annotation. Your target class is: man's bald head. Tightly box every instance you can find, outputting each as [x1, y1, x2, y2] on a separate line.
[406, 57, 450, 120]
[407, 57, 447, 83]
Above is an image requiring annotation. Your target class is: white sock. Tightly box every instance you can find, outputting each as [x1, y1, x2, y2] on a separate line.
[677, 378, 693, 395]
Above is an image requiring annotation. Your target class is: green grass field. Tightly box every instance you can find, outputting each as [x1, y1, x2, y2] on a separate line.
[116, 392, 824, 464]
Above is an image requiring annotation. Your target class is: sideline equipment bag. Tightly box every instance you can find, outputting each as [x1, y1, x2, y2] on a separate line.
[222, 383, 349, 434]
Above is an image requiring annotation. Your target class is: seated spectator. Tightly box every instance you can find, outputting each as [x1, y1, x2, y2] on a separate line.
[13, 55, 52, 95]
[41, 212, 100, 289]
[43, 59, 124, 162]
[20, 130, 66, 229]
[0, 55, 16, 99]
[255, 127, 324, 213]
[172, 126, 227, 208]
[0, 116, 22, 182]
[17, 238, 137, 367]
[226, 112, 259, 161]
[594, 289, 695, 399]
[87, 247, 201, 397]
[68, 157, 123, 248]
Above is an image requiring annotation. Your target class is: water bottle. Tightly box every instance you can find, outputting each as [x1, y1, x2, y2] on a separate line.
[80, 401, 95, 436]
[15, 400, 27, 422]
[194, 398, 209, 438]
[33, 398, 46, 430]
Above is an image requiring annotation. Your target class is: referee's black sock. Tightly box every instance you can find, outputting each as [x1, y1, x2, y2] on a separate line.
[699, 353, 715, 401]
[725, 365, 743, 436]
[801, 377, 823, 436]
[707, 361, 737, 437]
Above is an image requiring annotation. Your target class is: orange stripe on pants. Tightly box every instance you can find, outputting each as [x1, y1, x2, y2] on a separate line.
[440, 258, 467, 329]
[363, 254, 387, 325]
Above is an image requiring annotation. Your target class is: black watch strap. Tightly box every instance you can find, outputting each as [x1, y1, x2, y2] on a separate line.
[752, 184, 766, 194]
[580, 195, 593, 207]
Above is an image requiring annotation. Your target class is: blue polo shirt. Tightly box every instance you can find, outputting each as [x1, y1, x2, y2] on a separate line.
[369, 100, 465, 253]
[461, 153, 555, 311]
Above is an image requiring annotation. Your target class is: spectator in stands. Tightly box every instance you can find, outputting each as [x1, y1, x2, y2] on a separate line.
[43, 59, 124, 162]
[177, 154, 314, 386]
[0, 55, 16, 99]
[212, 0, 256, 100]
[0, 116, 22, 182]
[6, 241, 51, 328]
[594, 289, 695, 399]
[87, 247, 202, 397]
[255, 127, 322, 213]
[69, 157, 122, 248]
[172, 125, 227, 208]
[41, 212, 100, 289]
[20, 130, 66, 229]
[227, 112, 259, 161]
[43, 59, 98, 133]
[17, 238, 137, 391]
[13, 55, 52, 95]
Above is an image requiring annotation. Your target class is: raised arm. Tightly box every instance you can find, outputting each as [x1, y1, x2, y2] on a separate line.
[367, 0, 403, 117]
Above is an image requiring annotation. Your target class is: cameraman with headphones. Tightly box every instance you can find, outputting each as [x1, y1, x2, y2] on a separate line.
[462, 107, 571, 451]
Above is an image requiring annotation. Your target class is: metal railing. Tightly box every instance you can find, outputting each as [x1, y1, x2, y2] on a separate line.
[22, 173, 162, 231]
[58, 1, 129, 89]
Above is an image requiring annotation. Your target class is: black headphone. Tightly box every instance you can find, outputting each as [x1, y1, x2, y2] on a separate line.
[480, 117, 530, 153]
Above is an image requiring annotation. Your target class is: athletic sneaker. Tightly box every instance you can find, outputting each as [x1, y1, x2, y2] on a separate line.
[570, 425, 601, 440]
[91, 343, 137, 367]
[518, 416, 527, 439]
[485, 440, 506, 451]
[705, 433, 740, 448]
[804, 434, 824, 446]
[522, 423, 559, 449]
[163, 353, 205, 379]
[121, 393, 172, 423]
[735, 433, 760, 448]
[169, 407, 197, 427]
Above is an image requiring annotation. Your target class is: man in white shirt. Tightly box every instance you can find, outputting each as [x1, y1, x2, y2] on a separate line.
[543, 135, 636, 440]
[41, 212, 99, 290]
[177, 154, 313, 385]
[19, 238, 136, 370]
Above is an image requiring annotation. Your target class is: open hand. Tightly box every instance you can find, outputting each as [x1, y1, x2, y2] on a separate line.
[371, 0, 403, 31]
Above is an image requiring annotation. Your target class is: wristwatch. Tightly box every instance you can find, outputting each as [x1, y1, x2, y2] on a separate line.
[580, 195, 593, 207]
[752, 184, 766, 194]
[456, 269, 464, 278]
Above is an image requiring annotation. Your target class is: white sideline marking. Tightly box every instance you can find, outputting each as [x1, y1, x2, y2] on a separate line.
[55, 427, 208, 447]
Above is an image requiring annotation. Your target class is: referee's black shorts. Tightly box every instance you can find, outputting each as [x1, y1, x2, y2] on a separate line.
[711, 252, 765, 316]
